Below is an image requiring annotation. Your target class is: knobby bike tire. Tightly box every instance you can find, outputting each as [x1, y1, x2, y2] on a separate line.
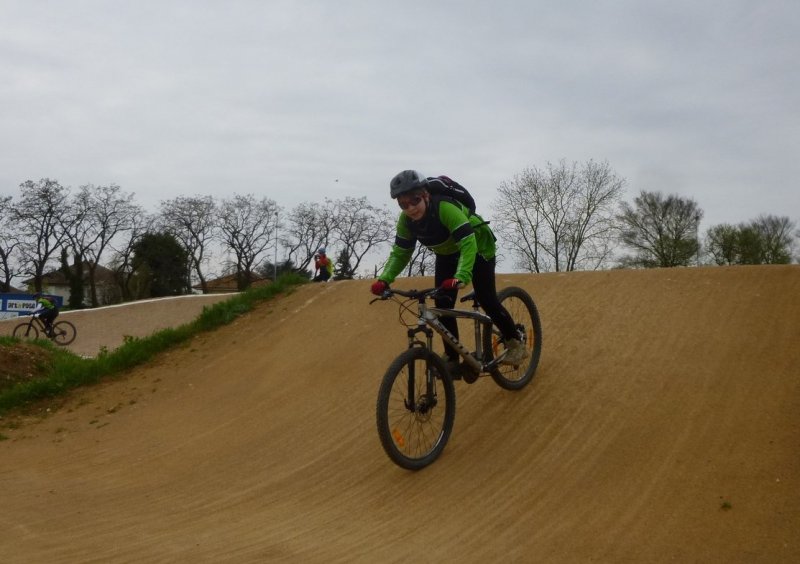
[52, 320, 77, 346]
[12, 321, 39, 340]
[488, 286, 543, 391]
[376, 347, 456, 470]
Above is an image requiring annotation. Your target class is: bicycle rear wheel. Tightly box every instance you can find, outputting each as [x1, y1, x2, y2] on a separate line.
[12, 321, 39, 340]
[376, 347, 456, 470]
[488, 286, 542, 391]
[52, 320, 77, 346]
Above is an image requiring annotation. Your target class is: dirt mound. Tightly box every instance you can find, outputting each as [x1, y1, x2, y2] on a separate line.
[0, 343, 53, 393]
[1, 266, 798, 563]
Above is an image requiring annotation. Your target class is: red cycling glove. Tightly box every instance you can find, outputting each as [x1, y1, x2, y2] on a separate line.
[371, 280, 389, 296]
[440, 278, 463, 290]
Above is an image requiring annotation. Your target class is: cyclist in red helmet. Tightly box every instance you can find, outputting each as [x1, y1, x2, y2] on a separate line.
[313, 248, 333, 282]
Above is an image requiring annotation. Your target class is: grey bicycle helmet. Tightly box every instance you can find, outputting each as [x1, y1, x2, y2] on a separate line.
[390, 170, 428, 199]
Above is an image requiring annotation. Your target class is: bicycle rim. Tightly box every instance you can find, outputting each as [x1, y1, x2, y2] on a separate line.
[376, 348, 456, 470]
[12, 321, 39, 340]
[490, 286, 543, 391]
[52, 320, 77, 346]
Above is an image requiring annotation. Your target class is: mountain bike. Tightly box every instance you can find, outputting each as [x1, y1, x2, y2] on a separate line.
[371, 285, 542, 470]
[12, 315, 77, 346]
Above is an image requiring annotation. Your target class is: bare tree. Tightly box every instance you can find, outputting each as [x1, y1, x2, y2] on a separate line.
[282, 201, 335, 273]
[108, 210, 154, 301]
[0, 195, 22, 291]
[577, 160, 628, 268]
[705, 223, 739, 265]
[159, 195, 218, 293]
[329, 196, 394, 276]
[405, 245, 436, 277]
[61, 184, 140, 306]
[617, 191, 703, 268]
[217, 194, 279, 290]
[707, 215, 796, 265]
[14, 179, 73, 292]
[85, 185, 140, 305]
[796, 227, 800, 263]
[753, 214, 796, 264]
[493, 159, 625, 272]
[58, 190, 91, 307]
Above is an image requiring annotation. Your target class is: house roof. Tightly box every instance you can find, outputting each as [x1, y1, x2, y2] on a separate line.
[22, 262, 116, 286]
[192, 273, 270, 292]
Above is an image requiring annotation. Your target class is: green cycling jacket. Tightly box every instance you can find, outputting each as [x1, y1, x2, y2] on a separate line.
[378, 196, 496, 285]
[36, 296, 56, 310]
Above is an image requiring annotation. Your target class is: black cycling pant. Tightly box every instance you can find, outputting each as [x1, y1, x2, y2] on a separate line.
[37, 309, 58, 326]
[434, 253, 518, 361]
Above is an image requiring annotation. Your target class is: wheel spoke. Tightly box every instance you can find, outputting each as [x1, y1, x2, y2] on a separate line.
[377, 349, 456, 470]
[489, 287, 542, 391]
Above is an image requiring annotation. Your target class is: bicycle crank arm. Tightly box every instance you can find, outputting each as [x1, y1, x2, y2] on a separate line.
[482, 354, 508, 373]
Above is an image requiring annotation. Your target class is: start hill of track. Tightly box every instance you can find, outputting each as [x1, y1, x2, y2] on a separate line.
[1, 265, 798, 563]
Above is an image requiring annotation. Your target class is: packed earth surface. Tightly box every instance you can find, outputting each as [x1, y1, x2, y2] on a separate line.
[0, 343, 53, 393]
[0, 266, 798, 563]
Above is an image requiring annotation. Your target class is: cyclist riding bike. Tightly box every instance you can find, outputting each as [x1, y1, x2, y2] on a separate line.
[313, 247, 333, 282]
[32, 293, 59, 337]
[370, 170, 529, 373]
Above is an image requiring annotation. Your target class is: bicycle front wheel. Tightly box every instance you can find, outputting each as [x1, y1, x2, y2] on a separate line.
[52, 320, 77, 346]
[489, 286, 543, 391]
[376, 347, 456, 470]
[12, 321, 39, 340]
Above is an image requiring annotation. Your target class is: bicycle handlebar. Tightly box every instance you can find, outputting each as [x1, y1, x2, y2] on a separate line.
[370, 286, 457, 306]
[384, 287, 438, 299]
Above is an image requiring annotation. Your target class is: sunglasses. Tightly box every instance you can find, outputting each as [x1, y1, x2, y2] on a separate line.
[398, 195, 423, 209]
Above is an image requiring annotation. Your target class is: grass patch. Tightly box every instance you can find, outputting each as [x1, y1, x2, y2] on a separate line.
[0, 273, 307, 416]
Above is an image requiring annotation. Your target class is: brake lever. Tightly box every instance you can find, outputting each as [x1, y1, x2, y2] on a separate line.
[369, 290, 394, 304]
[430, 287, 454, 306]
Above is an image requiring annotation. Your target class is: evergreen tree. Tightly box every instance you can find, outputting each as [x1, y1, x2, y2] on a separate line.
[334, 249, 356, 279]
[60, 248, 85, 309]
[131, 232, 190, 297]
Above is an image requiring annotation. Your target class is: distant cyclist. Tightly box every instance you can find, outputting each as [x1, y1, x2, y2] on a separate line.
[313, 248, 333, 282]
[32, 293, 59, 337]
[370, 170, 529, 369]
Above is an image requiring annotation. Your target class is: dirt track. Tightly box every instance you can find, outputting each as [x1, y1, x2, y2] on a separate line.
[1, 266, 798, 563]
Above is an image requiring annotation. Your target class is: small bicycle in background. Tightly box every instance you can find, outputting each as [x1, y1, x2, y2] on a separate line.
[371, 285, 542, 470]
[12, 315, 77, 346]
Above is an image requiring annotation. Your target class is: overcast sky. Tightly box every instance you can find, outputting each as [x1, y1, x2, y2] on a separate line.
[2, 0, 798, 239]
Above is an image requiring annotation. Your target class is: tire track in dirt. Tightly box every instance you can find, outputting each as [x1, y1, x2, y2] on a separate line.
[1, 266, 798, 563]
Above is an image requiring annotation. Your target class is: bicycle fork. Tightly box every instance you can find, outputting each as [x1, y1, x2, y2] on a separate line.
[404, 324, 438, 414]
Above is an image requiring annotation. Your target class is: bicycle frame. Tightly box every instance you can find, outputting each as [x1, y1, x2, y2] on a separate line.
[405, 296, 497, 375]
[23, 315, 46, 332]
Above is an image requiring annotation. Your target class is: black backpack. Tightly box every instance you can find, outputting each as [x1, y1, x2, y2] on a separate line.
[425, 175, 476, 215]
